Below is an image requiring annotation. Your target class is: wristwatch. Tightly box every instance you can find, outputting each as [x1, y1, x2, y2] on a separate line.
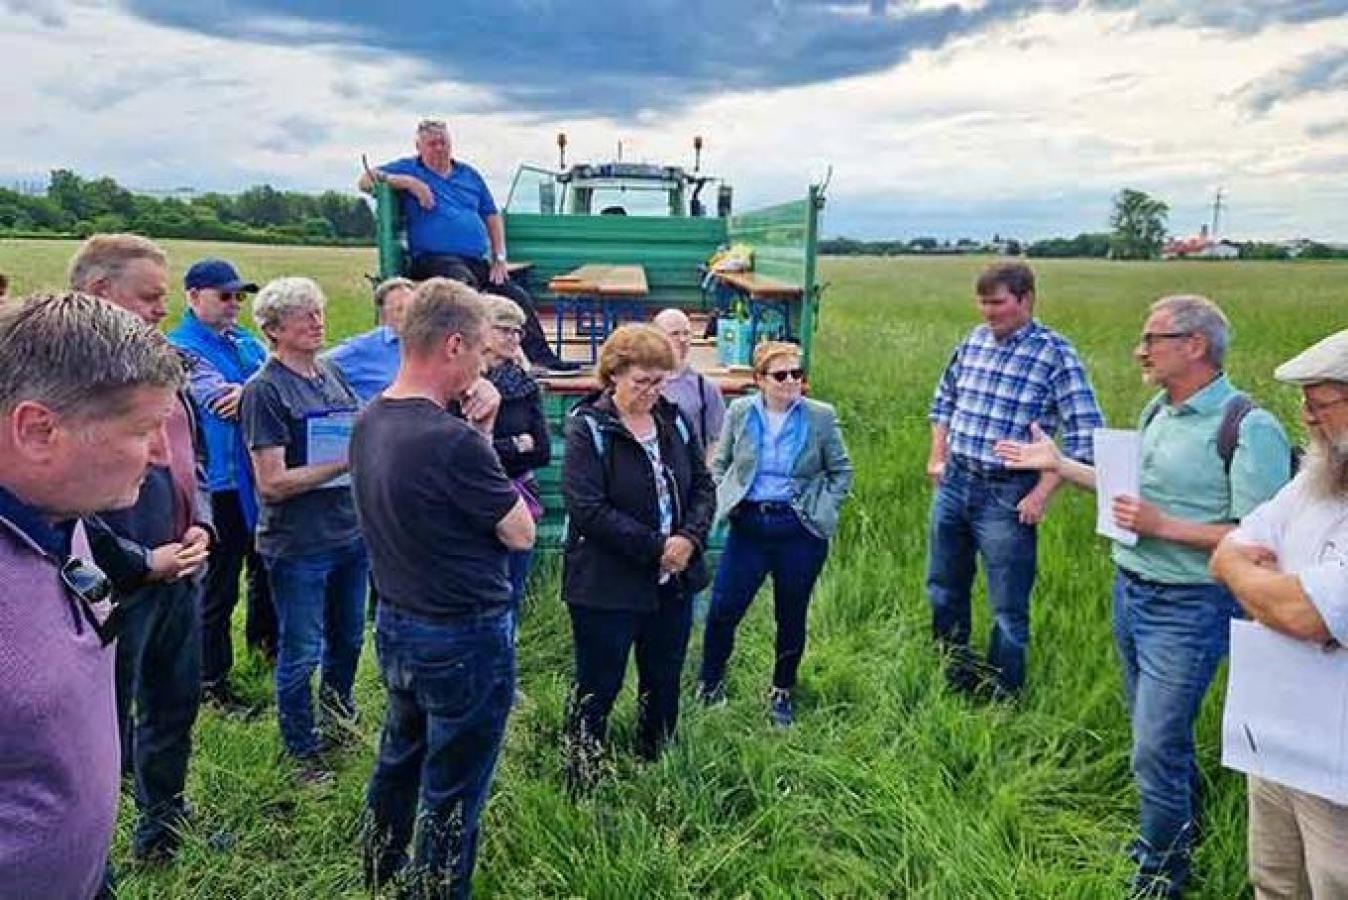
[494, 251, 508, 263]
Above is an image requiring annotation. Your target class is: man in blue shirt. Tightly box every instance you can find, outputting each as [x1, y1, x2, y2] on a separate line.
[322, 277, 414, 404]
[925, 261, 1104, 700]
[168, 258, 274, 711]
[360, 119, 579, 371]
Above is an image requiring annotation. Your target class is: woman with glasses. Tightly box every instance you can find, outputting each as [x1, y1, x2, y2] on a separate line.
[240, 277, 367, 779]
[482, 297, 550, 620]
[561, 324, 715, 788]
[697, 341, 853, 728]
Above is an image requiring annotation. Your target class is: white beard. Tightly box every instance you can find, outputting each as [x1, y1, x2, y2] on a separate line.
[1302, 432, 1348, 501]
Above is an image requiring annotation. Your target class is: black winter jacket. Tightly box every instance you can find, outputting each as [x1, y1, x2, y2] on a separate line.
[562, 390, 715, 612]
[486, 361, 551, 479]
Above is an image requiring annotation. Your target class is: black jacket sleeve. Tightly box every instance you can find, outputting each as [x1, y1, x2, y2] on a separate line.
[675, 416, 716, 552]
[493, 395, 552, 476]
[562, 414, 666, 564]
[84, 515, 153, 593]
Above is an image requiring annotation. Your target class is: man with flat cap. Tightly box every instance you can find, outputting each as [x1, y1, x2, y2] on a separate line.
[169, 258, 276, 711]
[1212, 328, 1348, 899]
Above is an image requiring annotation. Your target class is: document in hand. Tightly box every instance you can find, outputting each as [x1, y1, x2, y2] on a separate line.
[306, 410, 356, 489]
[1093, 428, 1140, 547]
[1221, 619, 1348, 804]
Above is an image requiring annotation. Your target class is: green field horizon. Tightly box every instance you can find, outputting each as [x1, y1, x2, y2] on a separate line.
[2, 238, 1343, 898]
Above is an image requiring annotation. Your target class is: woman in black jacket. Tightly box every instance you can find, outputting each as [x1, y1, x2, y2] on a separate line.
[483, 298, 551, 618]
[562, 323, 715, 784]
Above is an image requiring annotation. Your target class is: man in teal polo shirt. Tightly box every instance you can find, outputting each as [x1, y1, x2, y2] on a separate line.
[995, 294, 1291, 898]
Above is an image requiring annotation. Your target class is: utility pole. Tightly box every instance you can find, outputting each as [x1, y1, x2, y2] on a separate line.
[1210, 187, 1225, 239]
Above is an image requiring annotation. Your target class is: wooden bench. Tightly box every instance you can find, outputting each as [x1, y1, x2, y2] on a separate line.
[707, 269, 803, 346]
[547, 264, 650, 362]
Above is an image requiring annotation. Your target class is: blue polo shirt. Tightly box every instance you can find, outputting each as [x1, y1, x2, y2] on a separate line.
[322, 326, 401, 404]
[380, 156, 496, 260]
[1112, 374, 1291, 584]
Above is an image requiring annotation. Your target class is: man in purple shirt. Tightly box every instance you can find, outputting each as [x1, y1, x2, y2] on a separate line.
[0, 291, 184, 900]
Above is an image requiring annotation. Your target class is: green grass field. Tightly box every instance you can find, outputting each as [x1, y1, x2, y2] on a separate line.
[2, 239, 1343, 898]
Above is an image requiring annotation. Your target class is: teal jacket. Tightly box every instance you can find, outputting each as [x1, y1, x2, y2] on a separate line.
[711, 395, 854, 539]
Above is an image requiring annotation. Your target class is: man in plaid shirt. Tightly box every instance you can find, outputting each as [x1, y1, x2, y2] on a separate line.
[925, 261, 1103, 698]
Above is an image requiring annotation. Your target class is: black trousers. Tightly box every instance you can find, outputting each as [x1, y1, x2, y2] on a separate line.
[565, 582, 693, 764]
[410, 254, 561, 366]
[202, 489, 276, 688]
[115, 578, 201, 854]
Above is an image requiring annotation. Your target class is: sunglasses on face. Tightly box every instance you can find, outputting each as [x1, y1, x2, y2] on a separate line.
[60, 557, 120, 645]
[766, 368, 806, 383]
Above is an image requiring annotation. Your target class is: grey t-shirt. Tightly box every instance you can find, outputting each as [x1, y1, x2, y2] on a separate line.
[240, 357, 362, 558]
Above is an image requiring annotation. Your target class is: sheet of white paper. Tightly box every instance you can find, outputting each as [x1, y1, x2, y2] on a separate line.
[1093, 428, 1140, 547]
[306, 411, 356, 489]
[1221, 619, 1348, 804]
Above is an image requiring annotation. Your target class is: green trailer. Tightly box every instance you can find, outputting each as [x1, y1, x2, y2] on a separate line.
[371, 148, 825, 550]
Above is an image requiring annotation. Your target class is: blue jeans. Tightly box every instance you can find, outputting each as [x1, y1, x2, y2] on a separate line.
[264, 541, 369, 757]
[363, 603, 514, 899]
[925, 461, 1038, 694]
[1113, 569, 1241, 894]
[699, 504, 830, 691]
[113, 578, 202, 855]
[506, 549, 533, 634]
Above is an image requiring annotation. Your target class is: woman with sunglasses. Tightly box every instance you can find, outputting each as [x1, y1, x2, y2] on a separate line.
[482, 297, 550, 621]
[697, 341, 853, 727]
[561, 324, 715, 789]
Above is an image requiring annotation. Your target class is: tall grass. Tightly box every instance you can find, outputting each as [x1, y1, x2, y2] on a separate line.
[2, 240, 1342, 897]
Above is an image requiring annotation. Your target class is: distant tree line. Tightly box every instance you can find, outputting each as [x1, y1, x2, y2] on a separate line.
[0, 170, 375, 246]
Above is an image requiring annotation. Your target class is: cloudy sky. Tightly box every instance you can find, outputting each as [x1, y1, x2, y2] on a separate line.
[3, 0, 1347, 240]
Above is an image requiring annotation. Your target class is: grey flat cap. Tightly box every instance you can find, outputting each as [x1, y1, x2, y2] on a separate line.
[1275, 329, 1348, 385]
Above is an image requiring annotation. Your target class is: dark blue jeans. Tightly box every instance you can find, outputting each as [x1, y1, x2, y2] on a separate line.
[567, 582, 693, 763]
[507, 549, 533, 624]
[264, 541, 368, 757]
[114, 578, 202, 854]
[363, 603, 514, 899]
[699, 504, 830, 691]
[1113, 568, 1241, 894]
[925, 461, 1038, 694]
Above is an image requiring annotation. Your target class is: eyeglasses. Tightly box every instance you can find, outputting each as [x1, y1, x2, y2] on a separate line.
[766, 368, 806, 383]
[493, 324, 524, 338]
[1303, 395, 1348, 417]
[1138, 331, 1192, 349]
[60, 557, 120, 646]
[627, 374, 667, 392]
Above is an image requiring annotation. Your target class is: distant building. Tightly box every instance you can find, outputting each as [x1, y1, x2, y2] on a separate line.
[1162, 225, 1240, 260]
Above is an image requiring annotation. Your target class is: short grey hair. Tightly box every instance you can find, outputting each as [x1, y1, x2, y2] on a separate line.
[401, 278, 487, 356]
[373, 277, 415, 309]
[486, 295, 526, 328]
[1151, 294, 1230, 367]
[0, 291, 183, 421]
[68, 233, 167, 292]
[253, 277, 326, 343]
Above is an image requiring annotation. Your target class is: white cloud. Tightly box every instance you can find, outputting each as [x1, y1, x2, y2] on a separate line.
[2, 3, 1347, 240]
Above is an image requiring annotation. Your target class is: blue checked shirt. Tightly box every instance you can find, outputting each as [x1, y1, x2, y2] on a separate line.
[930, 320, 1104, 469]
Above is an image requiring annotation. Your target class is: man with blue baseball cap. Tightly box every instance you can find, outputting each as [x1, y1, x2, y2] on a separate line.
[169, 258, 276, 713]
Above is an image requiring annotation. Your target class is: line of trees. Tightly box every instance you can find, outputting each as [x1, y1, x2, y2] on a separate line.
[0, 170, 375, 246]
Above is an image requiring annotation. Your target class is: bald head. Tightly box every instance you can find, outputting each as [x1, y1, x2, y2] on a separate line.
[654, 308, 692, 368]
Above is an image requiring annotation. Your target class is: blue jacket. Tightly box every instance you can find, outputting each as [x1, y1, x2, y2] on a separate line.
[168, 311, 268, 528]
[711, 395, 854, 539]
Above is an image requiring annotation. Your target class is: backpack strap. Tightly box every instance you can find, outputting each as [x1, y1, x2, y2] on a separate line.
[694, 372, 709, 446]
[1216, 393, 1255, 476]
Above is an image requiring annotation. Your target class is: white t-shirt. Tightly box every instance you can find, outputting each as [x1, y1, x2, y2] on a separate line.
[1230, 472, 1348, 645]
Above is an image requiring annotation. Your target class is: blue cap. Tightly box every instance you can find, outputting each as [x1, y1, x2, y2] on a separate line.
[184, 258, 257, 293]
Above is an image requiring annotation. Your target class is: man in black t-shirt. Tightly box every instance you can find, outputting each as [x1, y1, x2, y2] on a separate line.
[351, 277, 534, 897]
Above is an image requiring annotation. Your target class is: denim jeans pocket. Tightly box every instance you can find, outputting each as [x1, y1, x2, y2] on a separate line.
[412, 652, 479, 718]
[987, 479, 1030, 513]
